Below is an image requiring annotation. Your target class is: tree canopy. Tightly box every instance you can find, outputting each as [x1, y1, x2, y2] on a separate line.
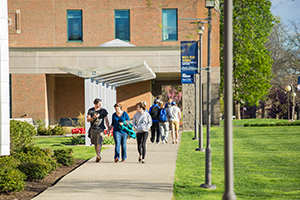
[220, 0, 277, 107]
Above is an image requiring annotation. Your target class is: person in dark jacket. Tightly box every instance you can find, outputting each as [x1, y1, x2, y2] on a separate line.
[149, 99, 161, 144]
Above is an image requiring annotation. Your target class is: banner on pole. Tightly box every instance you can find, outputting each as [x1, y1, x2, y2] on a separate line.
[181, 73, 194, 84]
[181, 41, 198, 74]
[297, 76, 300, 91]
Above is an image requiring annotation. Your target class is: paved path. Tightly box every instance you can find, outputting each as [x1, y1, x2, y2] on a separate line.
[32, 135, 180, 200]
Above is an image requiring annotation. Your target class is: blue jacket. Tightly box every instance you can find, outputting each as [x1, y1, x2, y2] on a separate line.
[149, 104, 160, 123]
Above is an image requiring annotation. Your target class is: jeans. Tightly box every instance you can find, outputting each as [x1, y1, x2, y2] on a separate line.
[150, 122, 161, 143]
[159, 122, 169, 141]
[113, 130, 128, 160]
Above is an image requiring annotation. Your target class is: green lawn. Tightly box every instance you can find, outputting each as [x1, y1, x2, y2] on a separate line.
[174, 126, 300, 199]
[34, 136, 105, 160]
[220, 118, 290, 126]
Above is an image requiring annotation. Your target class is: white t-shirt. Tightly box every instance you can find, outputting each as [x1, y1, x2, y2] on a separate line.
[169, 106, 181, 121]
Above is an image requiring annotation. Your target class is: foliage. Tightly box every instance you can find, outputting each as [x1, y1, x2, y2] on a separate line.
[161, 85, 182, 108]
[54, 149, 75, 166]
[37, 120, 66, 136]
[103, 134, 115, 145]
[174, 126, 300, 199]
[15, 146, 57, 180]
[0, 156, 27, 193]
[219, 0, 276, 108]
[70, 134, 85, 145]
[10, 120, 36, 154]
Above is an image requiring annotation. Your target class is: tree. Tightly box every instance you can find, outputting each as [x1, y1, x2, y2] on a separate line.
[219, 0, 276, 119]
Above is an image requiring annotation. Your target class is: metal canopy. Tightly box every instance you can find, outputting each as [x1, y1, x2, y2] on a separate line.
[59, 60, 156, 87]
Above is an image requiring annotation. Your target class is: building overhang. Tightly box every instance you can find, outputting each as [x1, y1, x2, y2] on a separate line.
[59, 60, 156, 87]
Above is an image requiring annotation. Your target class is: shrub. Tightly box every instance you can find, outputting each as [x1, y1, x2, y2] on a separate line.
[0, 156, 27, 193]
[10, 120, 36, 154]
[243, 123, 250, 127]
[291, 121, 300, 126]
[103, 135, 115, 145]
[15, 146, 57, 180]
[70, 134, 85, 145]
[50, 125, 66, 135]
[54, 149, 75, 166]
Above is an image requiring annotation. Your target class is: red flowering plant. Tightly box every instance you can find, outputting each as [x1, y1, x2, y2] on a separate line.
[103, 128, 115, 145]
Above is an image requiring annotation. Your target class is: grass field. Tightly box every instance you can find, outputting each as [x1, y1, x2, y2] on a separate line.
[34, 136, 103, 160]
[173, 125, 300, 199]
[220, 118, 290, 126]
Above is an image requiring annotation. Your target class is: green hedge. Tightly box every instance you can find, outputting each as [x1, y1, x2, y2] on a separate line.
[244, 121, 300, 127]
[10, 120, 36, 154]
[0, 156, 27, 193]
[54, 148, 75, 166]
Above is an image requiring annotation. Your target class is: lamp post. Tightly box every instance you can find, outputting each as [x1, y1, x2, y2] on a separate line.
[196, 23, 205, 152]
[285, 85, 291, 121]
[200, 0, 216, 189]
[292, 92, 296, 122]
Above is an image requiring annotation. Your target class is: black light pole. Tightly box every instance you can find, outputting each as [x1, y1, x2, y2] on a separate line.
[223, 0, 236, 199]
[196, 23, 205, 152]
[200, 0, 216, 189]
[193, 71, 199, 140]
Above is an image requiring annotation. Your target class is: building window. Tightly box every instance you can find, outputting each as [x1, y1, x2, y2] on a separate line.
[115, 10, 130, 41]
[162, 9, 178, 41]
[67, 10, 82, 42]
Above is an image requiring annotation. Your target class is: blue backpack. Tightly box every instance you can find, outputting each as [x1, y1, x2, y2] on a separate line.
[159, 108, 167, 122]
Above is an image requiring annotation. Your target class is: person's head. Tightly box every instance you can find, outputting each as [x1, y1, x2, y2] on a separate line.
[94, 98, 102, 108]
[154, 98, 159, 104]
[159, 102, 164, 108]
[136, 102, 147, 112]
[114, 103, 122, 113]
[168, 98, 173, 103]
[171, 101, 176, 106]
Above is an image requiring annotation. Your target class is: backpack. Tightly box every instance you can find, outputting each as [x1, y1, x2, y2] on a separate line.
[158, 108, 167, 122]
[150, 106, 159, 120]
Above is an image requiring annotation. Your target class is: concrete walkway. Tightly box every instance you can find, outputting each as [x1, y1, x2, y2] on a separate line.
[32, 135, 180, 200]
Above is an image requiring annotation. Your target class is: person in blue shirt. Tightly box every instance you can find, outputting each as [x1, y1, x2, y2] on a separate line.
[109, 103, 130, 163]
[149, 99, 161, 143]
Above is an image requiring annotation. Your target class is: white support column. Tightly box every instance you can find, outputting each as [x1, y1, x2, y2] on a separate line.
[84, 79, 92, 146]
[0, 0, 10, 156]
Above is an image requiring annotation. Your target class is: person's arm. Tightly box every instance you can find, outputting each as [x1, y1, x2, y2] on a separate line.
[178, 108, 181, 120]
[146, 113, 153, 130]
[105, 116, 110, 130]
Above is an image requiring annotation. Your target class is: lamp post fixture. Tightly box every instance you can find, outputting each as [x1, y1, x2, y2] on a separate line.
[196, 23, 205, 152]
[285, 85, 291, 121]
[292, 92, 297, 122]
[200, 0, 217, 190]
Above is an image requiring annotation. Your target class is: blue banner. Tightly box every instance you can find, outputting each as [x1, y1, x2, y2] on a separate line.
[297, 76, 300, 91]
[181, 41, 198, 74]
[181, 73, 194, 84]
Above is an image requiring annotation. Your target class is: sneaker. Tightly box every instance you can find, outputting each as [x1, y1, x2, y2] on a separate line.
[156, 142, 159, 144]
[165, 138, 168, 143]
[176, 139, 179, 144]
[162, 140, 165, 144]
[172, 141, 175, 144]
[115, 157, 119, 163]
[96, 156, 101, 162]
[141, 159, 145, 164]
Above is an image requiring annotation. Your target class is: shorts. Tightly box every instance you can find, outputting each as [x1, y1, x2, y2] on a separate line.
[170, 120, 179, 132]
[90, 129, 104, 145]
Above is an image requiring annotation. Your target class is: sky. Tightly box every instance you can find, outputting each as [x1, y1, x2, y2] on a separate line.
[271, 0, 300, 23]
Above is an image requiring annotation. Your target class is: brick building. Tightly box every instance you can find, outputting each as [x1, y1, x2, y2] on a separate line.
[8, 0, 220, 130]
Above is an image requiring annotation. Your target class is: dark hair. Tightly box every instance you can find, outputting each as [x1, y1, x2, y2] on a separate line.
[137, 102, 147, 110]
[114, 103, 122, 110]
[94, 98, 102, 104]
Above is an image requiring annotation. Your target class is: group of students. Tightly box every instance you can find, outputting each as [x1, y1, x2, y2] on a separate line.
[86, 97, 180, 164]
[149, 98, 181, 145]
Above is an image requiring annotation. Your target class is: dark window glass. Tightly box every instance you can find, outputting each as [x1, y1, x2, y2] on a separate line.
[67, 10, 82, 41]
[162, 9, 178, 41]
[115, 10, 130, 41]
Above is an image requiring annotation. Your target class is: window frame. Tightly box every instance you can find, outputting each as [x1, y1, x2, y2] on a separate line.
[67, 10, 83, 42]
[162, 9, 178, 41]
[114, 9, 130, 42]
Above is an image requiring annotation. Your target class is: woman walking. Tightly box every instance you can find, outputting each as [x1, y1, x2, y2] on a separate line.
[132, 102, 152, 164]
[110, 103, 130, 163]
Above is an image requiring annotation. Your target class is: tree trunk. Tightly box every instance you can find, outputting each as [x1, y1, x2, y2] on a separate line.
[235, 103, 241, 120]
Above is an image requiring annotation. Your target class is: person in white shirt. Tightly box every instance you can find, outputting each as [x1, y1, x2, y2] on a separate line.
[169, 101, 181, 144]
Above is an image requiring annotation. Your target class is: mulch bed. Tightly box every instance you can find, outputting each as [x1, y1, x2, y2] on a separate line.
[0, 159, 87, 200]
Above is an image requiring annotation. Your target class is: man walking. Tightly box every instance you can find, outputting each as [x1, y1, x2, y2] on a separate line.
[149, 99, 160, 143]
[169, 101, 181, 144]
[87, 98, 110, 162]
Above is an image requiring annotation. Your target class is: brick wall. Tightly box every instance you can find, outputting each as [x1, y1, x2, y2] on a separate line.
[117, 80, 152, 119]
[11, 74, 47, 121]
[55, 76, 85, 121]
